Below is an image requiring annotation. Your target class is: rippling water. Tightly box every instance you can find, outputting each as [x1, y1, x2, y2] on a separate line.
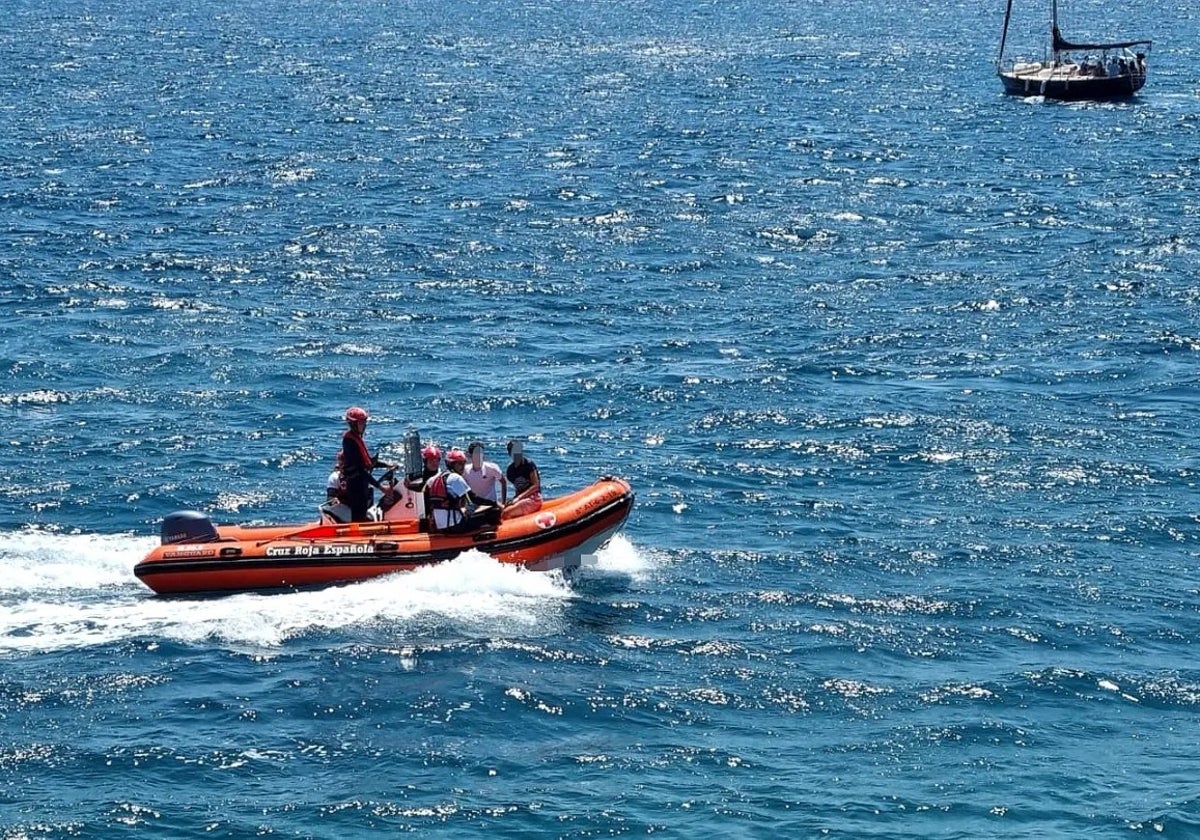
[2, 0, 1199, 835]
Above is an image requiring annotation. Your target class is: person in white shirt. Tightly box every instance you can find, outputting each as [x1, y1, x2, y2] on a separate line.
[463, 440, 507, 505]
[320, 452, 351, 524]
[325, 452, 345, 500]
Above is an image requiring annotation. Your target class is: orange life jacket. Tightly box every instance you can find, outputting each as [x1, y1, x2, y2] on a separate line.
[424, 471, 461, 511]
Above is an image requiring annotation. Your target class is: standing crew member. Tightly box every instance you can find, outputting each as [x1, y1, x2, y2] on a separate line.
[341, 406, 384, 522]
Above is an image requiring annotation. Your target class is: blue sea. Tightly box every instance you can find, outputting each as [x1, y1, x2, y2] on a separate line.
[2, 0, 1199, 835]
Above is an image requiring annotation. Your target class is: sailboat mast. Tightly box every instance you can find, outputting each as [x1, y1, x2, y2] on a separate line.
[1051, 0, 1059, 60]
[998, 0, 1015, 70]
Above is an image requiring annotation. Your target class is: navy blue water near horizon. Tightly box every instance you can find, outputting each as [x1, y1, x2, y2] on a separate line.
[2, 0, 1199, 835]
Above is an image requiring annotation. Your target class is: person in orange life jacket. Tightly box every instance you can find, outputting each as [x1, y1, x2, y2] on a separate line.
[464, 440, 507, 505]
[427, 448, 501, 534]
[403, 443, 442, 517]
[340, 406, 388, 522]
[405, 444, 441, 490]
[501, 439, 542, 521]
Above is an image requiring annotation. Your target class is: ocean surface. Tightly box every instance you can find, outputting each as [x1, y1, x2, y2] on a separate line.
[2, 0, 1198, 835]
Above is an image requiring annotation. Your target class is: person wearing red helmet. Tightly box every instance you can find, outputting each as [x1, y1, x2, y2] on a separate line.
[420, 444, 441, 478]
[425, 447, 501, 534]
[404, 442, 442, 496]
[340, 406, 385, 522]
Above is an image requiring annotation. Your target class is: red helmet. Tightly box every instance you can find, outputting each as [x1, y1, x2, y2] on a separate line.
[445, 448, 467, 466]
[421, 444, 441, 460]
[344, 406, 369, 423]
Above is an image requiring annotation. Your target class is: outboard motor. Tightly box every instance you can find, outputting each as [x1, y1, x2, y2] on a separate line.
[161, 511, 219, 545]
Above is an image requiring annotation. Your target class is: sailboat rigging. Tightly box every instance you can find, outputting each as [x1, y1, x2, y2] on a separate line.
[997, 0, 1151, 100]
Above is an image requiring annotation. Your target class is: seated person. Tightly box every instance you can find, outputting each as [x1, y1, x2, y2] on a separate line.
[464, 440, 507, 505]
[405, 444, 442, 491]
[320, 452, 351, 523]
[326, 452, 345, 500]
[502, 439, 542, 521]
[426, 448, 501, 534]
[316, 453, 350, 525]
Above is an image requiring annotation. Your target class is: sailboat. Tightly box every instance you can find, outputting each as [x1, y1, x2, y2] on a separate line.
[997, 0, 1151, 100]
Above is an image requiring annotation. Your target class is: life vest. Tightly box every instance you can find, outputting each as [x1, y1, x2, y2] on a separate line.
[424, 471, 461, 511]
[342, 430, 373, 479]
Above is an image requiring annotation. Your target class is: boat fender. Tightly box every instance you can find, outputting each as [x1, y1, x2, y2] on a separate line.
[161, 511, 219, 545]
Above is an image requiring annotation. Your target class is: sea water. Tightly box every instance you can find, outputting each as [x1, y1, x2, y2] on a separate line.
[1, 0, 1198, 835]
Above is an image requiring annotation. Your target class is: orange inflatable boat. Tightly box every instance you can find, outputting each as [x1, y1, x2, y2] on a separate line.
[134, 477, 634, 595]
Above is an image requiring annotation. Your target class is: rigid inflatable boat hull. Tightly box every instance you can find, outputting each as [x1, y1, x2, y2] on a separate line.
[134, 478, 633, 595]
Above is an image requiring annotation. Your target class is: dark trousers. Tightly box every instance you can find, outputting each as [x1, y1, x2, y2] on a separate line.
[345, 478, 374, 523]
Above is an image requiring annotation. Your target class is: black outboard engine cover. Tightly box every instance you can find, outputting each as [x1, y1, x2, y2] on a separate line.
[161, 510, 219, 545]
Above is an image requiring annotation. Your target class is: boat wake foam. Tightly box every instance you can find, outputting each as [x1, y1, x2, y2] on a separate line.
[0, 529, 651, 654]
[0, 527, 153, 594]
[584, 533, 650, 579]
